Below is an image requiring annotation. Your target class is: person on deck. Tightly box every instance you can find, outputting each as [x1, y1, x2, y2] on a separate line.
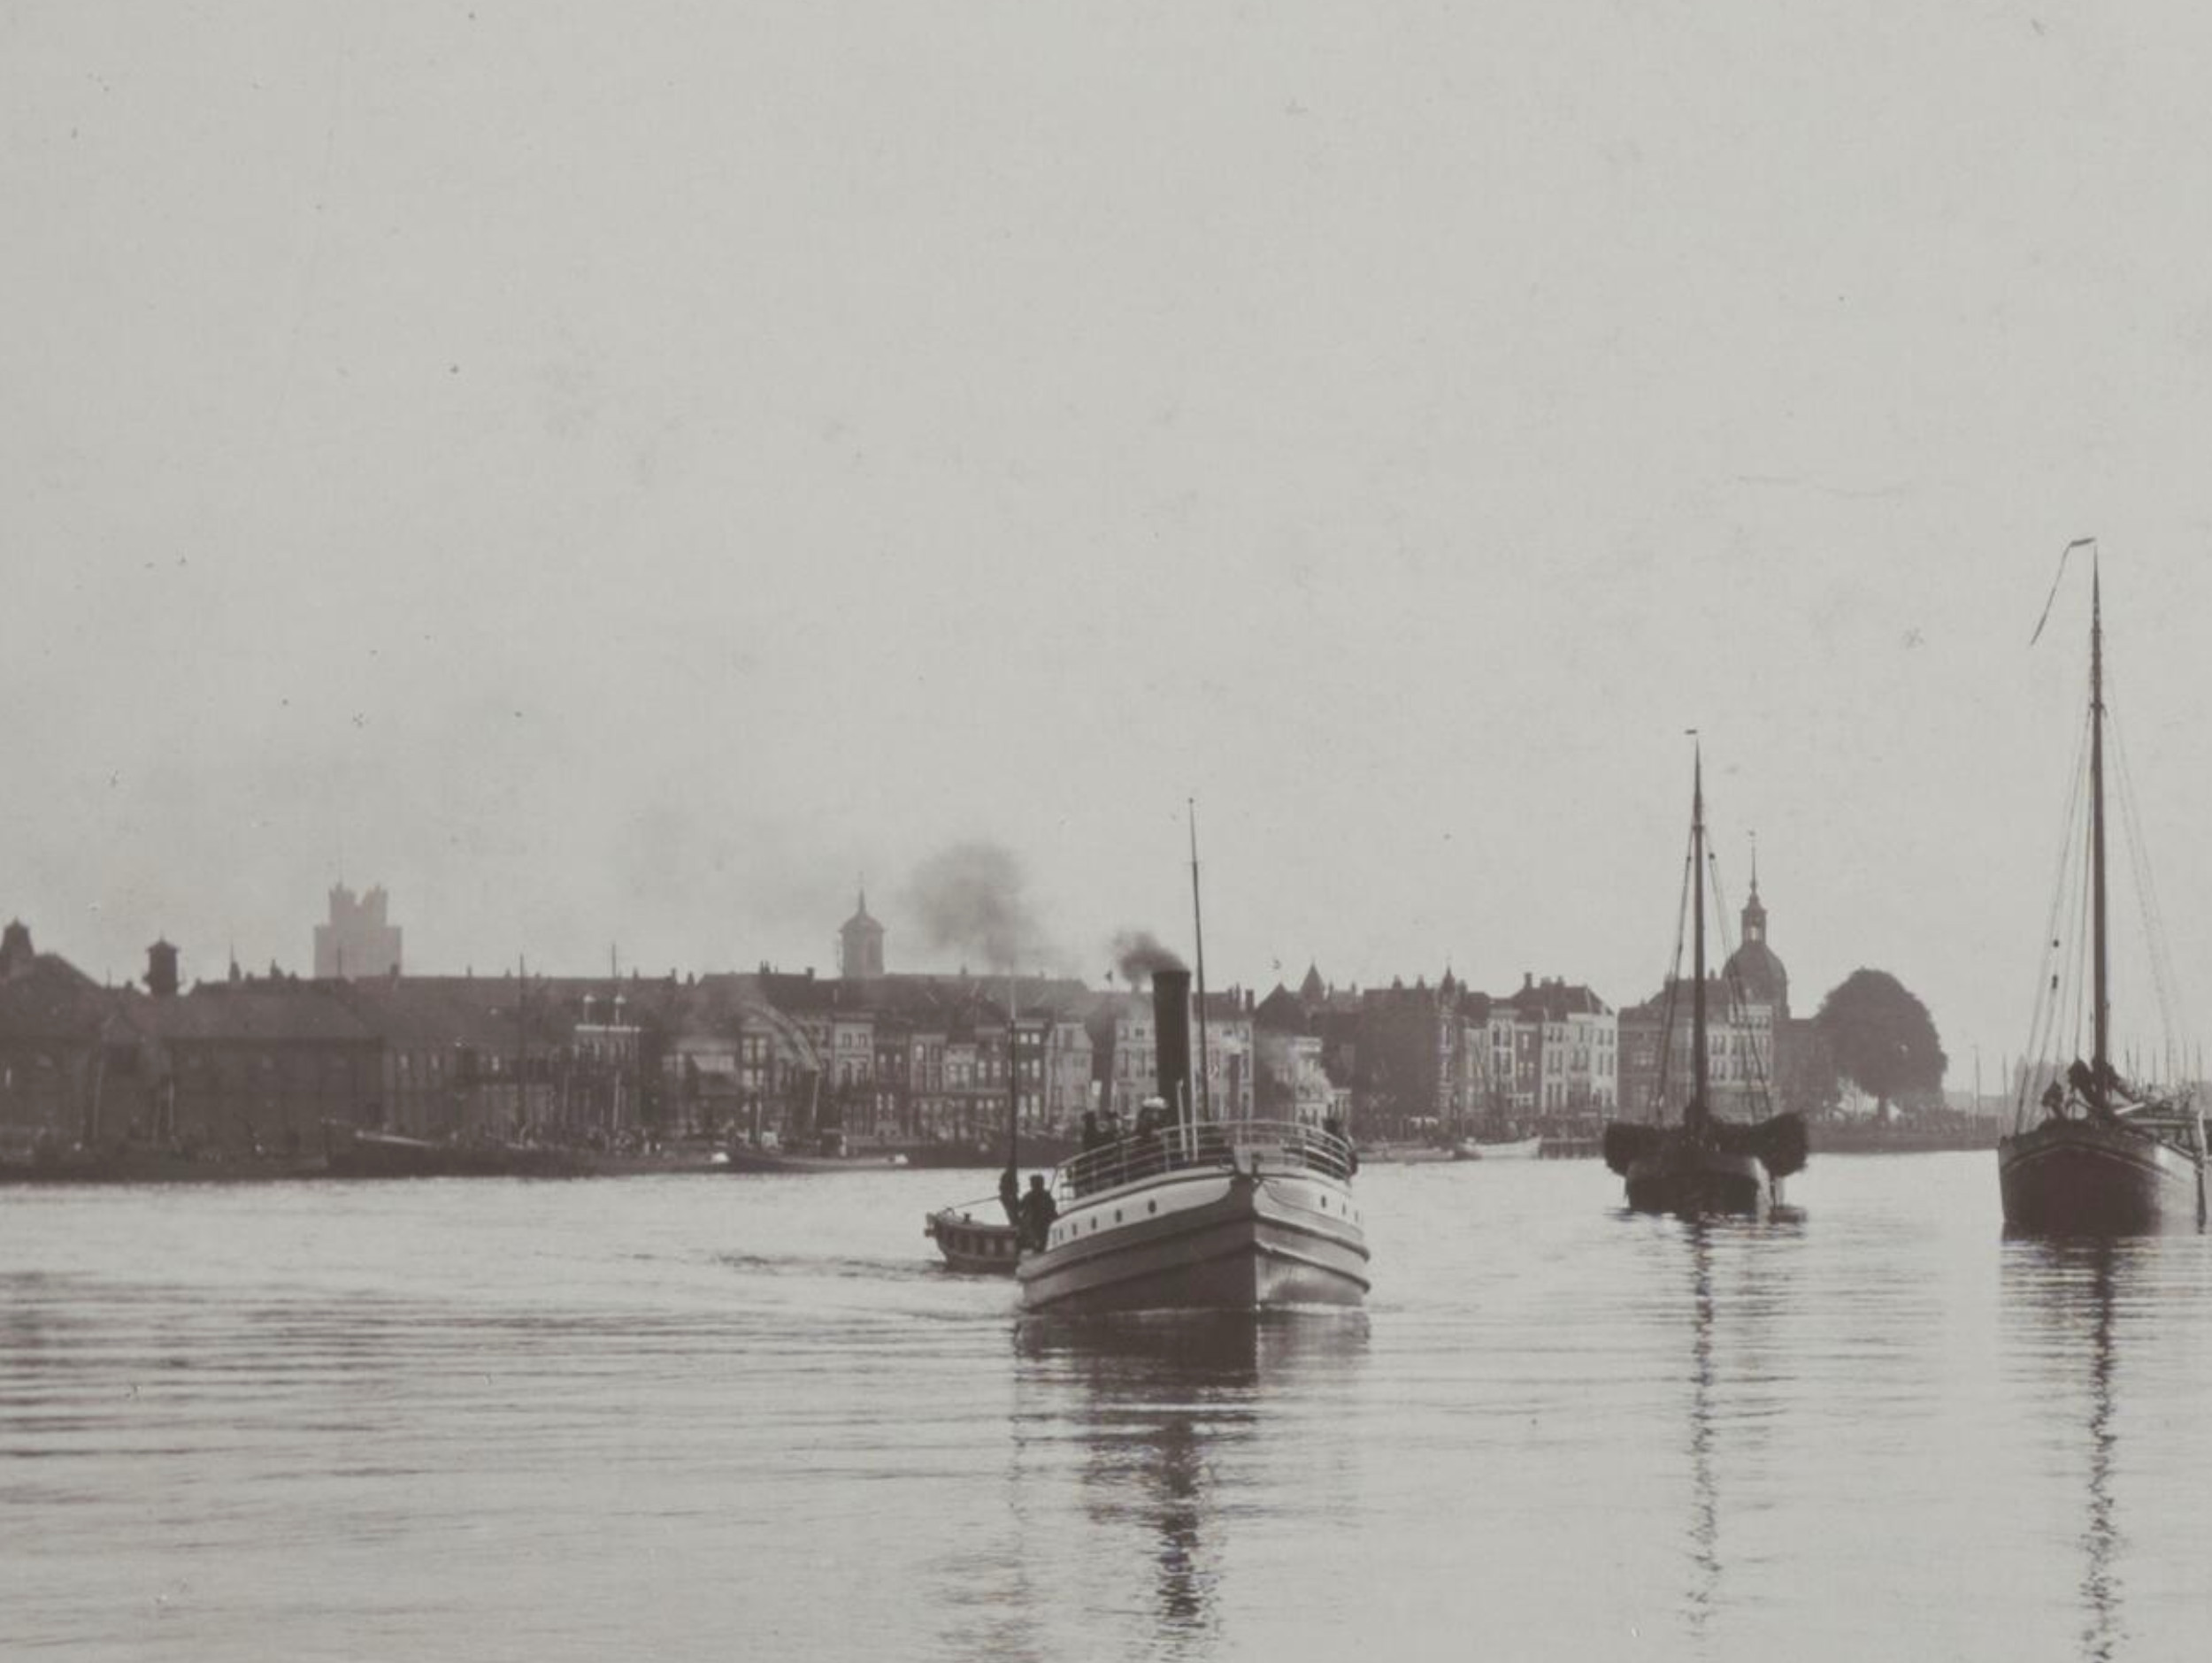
[1018, 1172, 1058, 1251]
[1323, 1114, 1359, 1175]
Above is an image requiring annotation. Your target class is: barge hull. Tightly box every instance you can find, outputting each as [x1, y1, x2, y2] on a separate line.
[1999, 1119, 2202, 1234]
[1622, 1148, 1766, 1217]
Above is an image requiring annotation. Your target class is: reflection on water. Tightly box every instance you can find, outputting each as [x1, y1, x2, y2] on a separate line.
[12, 1161, 2212, 1661]
[2001, 1239, 2131, 1663]
[1665, 1217, 1797, 1654]
[1685, 1230, 1720, 1639]
[1011, 1314, 1368, 1659]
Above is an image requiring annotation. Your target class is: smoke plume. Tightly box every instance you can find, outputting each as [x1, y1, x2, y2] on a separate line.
[904, 841, 1048, 971]
[1112, 929, 1186, 985]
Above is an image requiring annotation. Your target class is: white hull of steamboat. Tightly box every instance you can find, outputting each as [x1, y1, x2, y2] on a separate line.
[1999, 1117, 2203, 1235]
[1017, 1146, 1369, 1315]
[1031, 936, 1372, 1316]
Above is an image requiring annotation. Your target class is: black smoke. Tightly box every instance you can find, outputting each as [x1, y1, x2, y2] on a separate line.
[905, 841, 1048, 971]
[1112, 929, 1186, 986]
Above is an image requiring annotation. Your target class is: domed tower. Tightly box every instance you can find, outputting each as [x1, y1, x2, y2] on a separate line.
[838, 886, 885, 980]
[1721, 847, 1789, 1019]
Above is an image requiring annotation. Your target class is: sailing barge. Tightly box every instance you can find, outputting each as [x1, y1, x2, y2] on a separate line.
[1998, 547, 2208, 1233]
[1603, 745, 1806, 1216]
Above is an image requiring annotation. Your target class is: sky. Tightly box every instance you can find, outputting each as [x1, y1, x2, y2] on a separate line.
[9, 2, 2212, 1086]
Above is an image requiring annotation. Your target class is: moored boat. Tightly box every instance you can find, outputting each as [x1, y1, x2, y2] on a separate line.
[895, 1132, 1083, 1169]
[1456, 1134, 1542, 1161]
[322, 1121, 591, 1178]
[725, 1144, 910, 1174]
[1016, 966, 1370, 1315]
[1358, 1142, 1451, 1165]
[1998, 544, 2207, 1234]
[1602, 743, 1806, 1217]
[0, 1134, 326, 1184]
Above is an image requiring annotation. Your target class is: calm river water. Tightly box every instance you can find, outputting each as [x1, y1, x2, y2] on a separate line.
[5, 1153, 2211, 1661]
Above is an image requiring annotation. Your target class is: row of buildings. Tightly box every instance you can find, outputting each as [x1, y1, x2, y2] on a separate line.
[0, 880, 1822, 1155]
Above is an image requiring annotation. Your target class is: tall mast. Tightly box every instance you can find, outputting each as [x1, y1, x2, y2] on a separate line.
[1002, 975, 1020, 1178]
[1189, 799, 1212, 1124]
[2091, 555, 2109, 1095]
[1689, 740, 1709, 1134]
[514, 955, 527, 1134]
[995, 977, 1022, 1239]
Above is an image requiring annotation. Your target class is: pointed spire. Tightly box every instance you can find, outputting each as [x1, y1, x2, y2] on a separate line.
[1748, 829, 1759, 900]
[841, 877, 885, 977]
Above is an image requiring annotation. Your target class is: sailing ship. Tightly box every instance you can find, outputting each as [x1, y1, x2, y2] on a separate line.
[1602, 745, 1807, 1215]
[1015, 815, 1369, 1314]
[1998, 548, 2208, 1232]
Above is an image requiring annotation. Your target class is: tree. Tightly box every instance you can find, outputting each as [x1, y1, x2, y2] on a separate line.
[1813, 969, 1947, 1120]
[1774, 1020, 1841, 1119]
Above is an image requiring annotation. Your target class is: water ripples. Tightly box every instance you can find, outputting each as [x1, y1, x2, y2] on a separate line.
[8, 1157, 2212, 1659]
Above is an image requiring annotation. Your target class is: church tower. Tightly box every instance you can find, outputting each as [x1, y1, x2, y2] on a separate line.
[839, 887, 885, 980]
[0, 920, 34, 981]
[1721, 839, 1788, 1019]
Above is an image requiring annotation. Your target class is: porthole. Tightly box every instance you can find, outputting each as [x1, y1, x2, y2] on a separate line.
[1114, 1210, 1122, 1222]
[1148, 1200, 1157, 1215]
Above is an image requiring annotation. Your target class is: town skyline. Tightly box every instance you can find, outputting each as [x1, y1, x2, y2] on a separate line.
[24, 854, 1920, 1082]
[14, 7, 2212, 1104]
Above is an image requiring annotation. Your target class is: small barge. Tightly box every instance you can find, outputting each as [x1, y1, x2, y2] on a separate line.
[923, 1202, 1019, 1274]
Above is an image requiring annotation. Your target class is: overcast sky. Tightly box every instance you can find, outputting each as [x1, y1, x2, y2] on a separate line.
[10, 3, 2212, 1086]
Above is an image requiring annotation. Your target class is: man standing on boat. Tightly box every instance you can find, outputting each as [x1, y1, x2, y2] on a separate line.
[1017, 1173, 1057, 1251]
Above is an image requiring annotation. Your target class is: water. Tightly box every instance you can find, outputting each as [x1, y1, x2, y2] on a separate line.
[5, 1154, 2211, 1662]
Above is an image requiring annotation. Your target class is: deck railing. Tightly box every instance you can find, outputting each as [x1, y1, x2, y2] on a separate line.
[1054, 1119, 1356, 1199]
